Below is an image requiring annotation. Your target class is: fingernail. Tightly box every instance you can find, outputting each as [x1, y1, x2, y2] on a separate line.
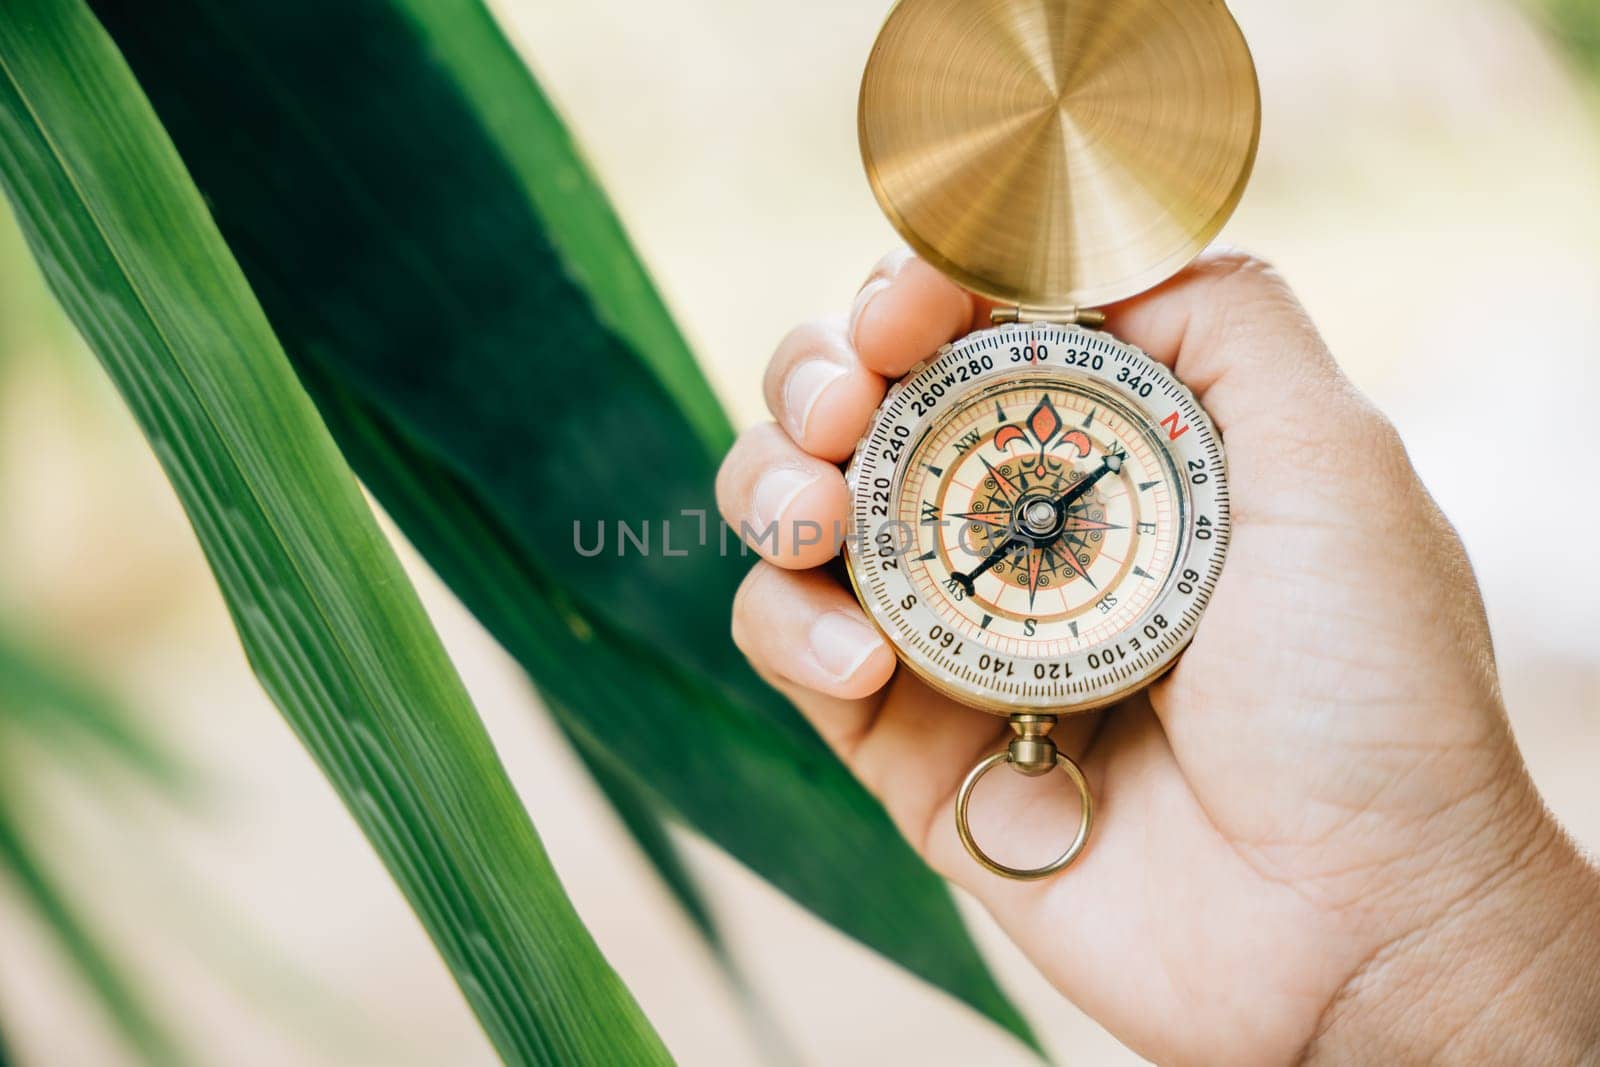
[849, 276, 893, 350]
[784, 360, 848, 441]
[752, 467, 816, 531]
[809, 611, 884, 682]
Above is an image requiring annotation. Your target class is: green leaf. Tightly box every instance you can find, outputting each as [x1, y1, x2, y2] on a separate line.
[0, 167, 76, 370]
[0, 4, 669, 1064]
[397, 0, 730, 457]
[296, 335, 1034, 1047]
[1534, 0, 1600, 82]
[308, 372, 820, 1062]
[88, 0, 1036, 1046]
[0, 622, 188, 788]
[566, 729, 722, 951]
[0, 799, 179, 1064]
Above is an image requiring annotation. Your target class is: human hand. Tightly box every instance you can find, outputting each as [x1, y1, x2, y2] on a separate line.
[716, 249, 1600, 1065]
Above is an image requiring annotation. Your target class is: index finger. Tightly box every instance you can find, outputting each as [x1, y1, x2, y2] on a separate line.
[764, 250, 987, 464]
[849, 248, 985, 378]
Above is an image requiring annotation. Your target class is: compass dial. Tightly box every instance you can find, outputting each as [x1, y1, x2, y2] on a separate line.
[846, 323, 1229, 714]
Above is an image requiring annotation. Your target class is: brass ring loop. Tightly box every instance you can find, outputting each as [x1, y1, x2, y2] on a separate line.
[955, 750, 1094, 881]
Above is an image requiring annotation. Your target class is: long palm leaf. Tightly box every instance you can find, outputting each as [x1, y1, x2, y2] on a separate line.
[88, 0, 1036, 1044]
[0, 3, 669, 1063]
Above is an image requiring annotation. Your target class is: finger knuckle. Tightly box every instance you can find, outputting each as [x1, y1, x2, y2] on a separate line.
[730, 563, 774, 655]
[866, 246, 914, 284]
[1201, 247, 1276, 282]
[735, 421, 787, 463]
[774, 319, 836, 364]
[1268, 401, 1419, 514]
[1210, 250, 1295, 306]
[714, 456, 738, 518]
[1361, 410, 1419, 486]
[730, 563, 808, 669]
[716, 424, 779, 514]
[768, 320, 849, 403]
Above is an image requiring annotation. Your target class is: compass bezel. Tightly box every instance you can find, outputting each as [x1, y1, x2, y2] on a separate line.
[844, 323, 1229, 715]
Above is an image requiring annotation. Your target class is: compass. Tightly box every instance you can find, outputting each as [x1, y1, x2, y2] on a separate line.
[844, 0, 1258, 879]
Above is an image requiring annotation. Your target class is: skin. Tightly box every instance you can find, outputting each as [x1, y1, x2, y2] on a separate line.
[716, 248, 1600, 1065]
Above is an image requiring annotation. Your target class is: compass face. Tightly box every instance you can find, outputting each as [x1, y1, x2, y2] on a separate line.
[845, 323, 1229, 714]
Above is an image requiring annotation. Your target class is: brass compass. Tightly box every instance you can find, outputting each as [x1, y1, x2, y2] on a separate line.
[845, 0, 1259, 879]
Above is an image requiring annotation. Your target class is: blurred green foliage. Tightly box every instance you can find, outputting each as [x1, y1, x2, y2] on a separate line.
[0, 627, 185, 1063]
[1533, 0, 1600, 83]
[0, 197, 184, 1064]
[0, 803, 179, 1064]
[0, 626, 187, 787]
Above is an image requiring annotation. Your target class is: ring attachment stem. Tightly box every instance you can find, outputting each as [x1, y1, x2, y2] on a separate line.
[955, 713, 1094, 880]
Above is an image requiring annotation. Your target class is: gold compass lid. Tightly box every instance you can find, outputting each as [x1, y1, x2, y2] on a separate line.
[859, 0, 1261, 311]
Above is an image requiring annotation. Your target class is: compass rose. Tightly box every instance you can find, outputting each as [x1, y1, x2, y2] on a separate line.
[954, 396, 1126, 608]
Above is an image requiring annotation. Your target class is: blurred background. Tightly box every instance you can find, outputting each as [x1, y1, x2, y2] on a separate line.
[0, 0, 1596, 1063]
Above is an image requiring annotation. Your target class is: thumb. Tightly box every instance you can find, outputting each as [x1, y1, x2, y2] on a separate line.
[1099, 248, 1367, 439]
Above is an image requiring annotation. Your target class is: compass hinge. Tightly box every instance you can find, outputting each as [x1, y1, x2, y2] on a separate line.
[991, 305, 1107, 328]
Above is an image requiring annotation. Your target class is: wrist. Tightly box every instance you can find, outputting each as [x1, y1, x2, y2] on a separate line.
[1306, 800, 1600, 1064]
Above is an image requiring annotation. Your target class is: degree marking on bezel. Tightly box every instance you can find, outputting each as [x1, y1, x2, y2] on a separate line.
[844, 323, 1229, 714]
